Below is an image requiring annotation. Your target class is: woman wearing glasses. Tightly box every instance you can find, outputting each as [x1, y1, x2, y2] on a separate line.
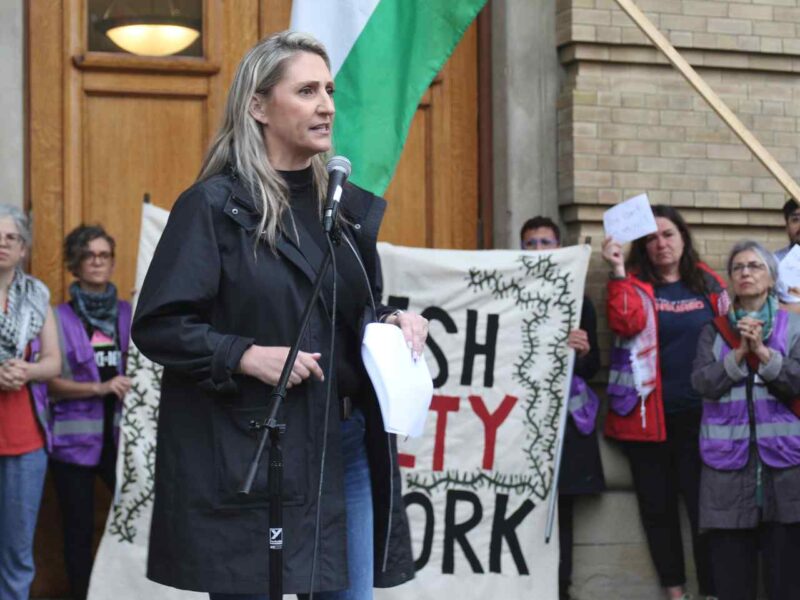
[46, 225, 132, 600]
[0, 204, 61, 600]
[691, 241, 800, 599]
[602, 205, 725, 600]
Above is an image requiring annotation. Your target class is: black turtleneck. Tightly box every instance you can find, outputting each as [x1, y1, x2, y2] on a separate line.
[279, 167, 370, 406]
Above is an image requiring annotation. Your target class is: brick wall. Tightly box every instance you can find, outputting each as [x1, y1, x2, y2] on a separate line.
[556, 0, 800, 360]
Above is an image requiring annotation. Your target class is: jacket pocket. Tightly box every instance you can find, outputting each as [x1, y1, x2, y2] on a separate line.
[211, 403, 308, 509]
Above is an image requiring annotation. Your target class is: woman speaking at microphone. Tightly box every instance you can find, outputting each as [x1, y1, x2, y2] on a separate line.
[132, 31, 428, 600]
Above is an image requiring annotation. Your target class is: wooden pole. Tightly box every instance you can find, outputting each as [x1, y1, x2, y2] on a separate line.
[613, 0, 800, 203]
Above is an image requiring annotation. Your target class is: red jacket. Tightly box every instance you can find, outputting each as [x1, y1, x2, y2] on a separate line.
[603, 263, 728, 442]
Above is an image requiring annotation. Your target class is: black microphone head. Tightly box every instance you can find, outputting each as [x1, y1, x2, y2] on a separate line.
[326, 155, 351, 177]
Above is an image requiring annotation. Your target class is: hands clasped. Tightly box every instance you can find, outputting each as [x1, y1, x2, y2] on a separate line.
[0, 359, 29, 391]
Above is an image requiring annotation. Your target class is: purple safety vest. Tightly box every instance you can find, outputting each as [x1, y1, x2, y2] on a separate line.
[28, 336, 51, 451]
[49, 301, 131, 466]
[569, 375, 599, 435]
[701, 310, 800, 470]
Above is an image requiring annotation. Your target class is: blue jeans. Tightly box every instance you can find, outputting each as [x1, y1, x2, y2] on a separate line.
[0, 448, 48, 600]
[210, 409, 374, 600]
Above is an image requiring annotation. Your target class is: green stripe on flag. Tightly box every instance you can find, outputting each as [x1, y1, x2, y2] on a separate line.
[333, 0, 487, 194]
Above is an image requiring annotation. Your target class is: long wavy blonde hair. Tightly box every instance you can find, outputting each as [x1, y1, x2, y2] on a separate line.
[198, 31, 330, 248]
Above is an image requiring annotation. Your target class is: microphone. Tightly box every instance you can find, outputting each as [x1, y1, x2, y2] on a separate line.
[322, 156, 351, 234]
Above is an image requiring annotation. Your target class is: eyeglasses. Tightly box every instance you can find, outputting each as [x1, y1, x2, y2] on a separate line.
[521, 238, 558, 250]
[731, 261, 767, 275]
[0, 232, 23, 246]
[80, 251, 114, 263]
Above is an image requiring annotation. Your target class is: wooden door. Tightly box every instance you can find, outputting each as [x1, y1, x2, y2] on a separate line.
[27, 1, 483, 597]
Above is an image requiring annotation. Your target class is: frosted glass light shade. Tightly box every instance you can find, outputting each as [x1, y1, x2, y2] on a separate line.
[105, 23, 200, 57]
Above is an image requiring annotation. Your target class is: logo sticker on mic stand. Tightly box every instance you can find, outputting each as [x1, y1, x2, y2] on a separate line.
[269, 528, 283, 549]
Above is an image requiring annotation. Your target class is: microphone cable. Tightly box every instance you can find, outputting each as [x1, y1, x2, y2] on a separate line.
[307, 231, 338, 600]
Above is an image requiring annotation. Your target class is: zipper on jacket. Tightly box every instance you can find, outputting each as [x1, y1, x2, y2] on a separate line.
[745, 370, 763, 508]
[640, 397, 647, 429]
[382, 433, 394, 573]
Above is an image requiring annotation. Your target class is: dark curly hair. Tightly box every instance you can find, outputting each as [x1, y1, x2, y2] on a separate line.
[626, 205, 707, 295]
[64, 224, 115, 277]
[519, 216, 561, 243]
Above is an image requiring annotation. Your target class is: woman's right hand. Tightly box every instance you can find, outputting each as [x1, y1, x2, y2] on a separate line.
[238, 346, 324, 388]
[602, 236, 626, 278]
[0, 361, 25, 391]
[98, 375, 133, 399]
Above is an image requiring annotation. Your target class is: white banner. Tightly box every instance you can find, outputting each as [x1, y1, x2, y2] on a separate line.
[375, 242, 589, 600]
[90, 222, 590, 600]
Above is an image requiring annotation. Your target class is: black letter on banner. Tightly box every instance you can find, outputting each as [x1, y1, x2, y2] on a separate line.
[421, 307, 457, 388]
[404, 492, 434, 571]
[489, 493, 534, 574]
[461, 310, 499, 387]
[443, 490, 484, 574]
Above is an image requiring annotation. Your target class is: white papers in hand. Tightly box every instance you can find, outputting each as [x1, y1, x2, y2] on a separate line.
[603, 193, 658, 243]
[361, 323, 433, 438]
[778, 245, 800, 304]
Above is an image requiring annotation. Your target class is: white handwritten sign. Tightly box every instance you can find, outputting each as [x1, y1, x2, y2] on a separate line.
[602, 194, 658, 243]
[778, 245, 800, 303]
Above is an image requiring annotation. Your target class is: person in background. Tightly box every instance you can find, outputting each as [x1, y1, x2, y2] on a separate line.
[46, 225, 132, 600]
[602, 205, 724, 600]
[691, 240, 800, 600]
[0, 204, 61, 600]
[521, 216, 604, 600]
[773, 198, 800, 312]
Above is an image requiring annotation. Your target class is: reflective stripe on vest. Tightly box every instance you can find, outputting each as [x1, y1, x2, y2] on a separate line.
[52, 419, 105, 436]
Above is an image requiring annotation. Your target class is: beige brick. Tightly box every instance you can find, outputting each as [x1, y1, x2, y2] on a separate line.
[575, 170, 613, 187]
[572, 90, 599, 106]
[685, 128, 735, 144]
[597, 92, 622, 107]
[637, 157, 686, 173]
[613, 172, 661, 189]
[685, 159, 732, 176]
[598, 155, 637, 171]
[707, 144, 751, 161]
[683, 1, 727, 18]
[599, 123, 638, 139]
[575, 138, 613, 154]
[575, 154, 598, 170]
[660, 142, 707, 158]
[667, 95, 694, 110]
[753, 22, 794, 38]
[574, 122, 598, 138]
[572, 24, 597, 41]
[638, 125, 686, 141]
[761, 101, 785, 117]
[694, 32, 739, 50]
[598, 188, 622, 205]
[717, 192, 741, 209]
[661, 174, 707, 190]
[572, 8, 612, 26]
[708, 176, 752, 192]
[670, 191, 695, 206]
[775, 7, 800, 23]
[760, 37, 784, 53]
[728, 4, 773, 21]
[660, 111, 707, 127]
[695, 192, 720, 208]
[612, 140, 659, 156]
[708, 18, 751, 35]
[660, 14, 707, 32]
[612, 108, 660, 125]
[574, 105, 613, 122]
[702, 210, 748, 225]
[741, 194, 765, 209]
[596, 26, 622, 44]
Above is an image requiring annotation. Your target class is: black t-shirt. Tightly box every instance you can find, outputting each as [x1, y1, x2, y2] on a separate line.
[654, 281, 713, 413]
[70, 300, 120, 446]
[282, 168, 370, 404]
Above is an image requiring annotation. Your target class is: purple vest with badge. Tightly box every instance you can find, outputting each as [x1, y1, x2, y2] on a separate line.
[569, 375, 599, 435]
[49, 301, 132, 466]
[701, 310, 800, 470]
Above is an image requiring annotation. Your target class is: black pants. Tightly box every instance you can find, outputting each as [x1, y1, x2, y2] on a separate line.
[623, 409, 715, 595]
[50, 441, 116, 600]
[558, 494, 574, 600]
[708, 523, 800, 600]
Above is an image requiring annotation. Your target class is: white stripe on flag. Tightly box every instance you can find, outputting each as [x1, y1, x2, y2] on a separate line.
[290, 0, 381, 76]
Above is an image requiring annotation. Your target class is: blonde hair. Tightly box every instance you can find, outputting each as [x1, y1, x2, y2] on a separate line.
[198, 30, 331, 248]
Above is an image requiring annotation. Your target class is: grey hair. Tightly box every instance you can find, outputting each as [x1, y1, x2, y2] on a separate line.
[0, 204, 31, 247]
[727, 239, 779, 283]
[197, 30, 331, 250]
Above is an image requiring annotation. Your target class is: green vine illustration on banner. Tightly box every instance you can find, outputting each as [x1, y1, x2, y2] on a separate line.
[108, 345, 162, 544]
[405, 253, 577, 502]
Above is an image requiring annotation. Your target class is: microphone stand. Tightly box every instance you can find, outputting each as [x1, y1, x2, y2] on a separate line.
[239, 226, 340, 599]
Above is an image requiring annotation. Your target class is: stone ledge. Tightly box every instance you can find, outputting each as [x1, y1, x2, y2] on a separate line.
[560, 42, 800, 75]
